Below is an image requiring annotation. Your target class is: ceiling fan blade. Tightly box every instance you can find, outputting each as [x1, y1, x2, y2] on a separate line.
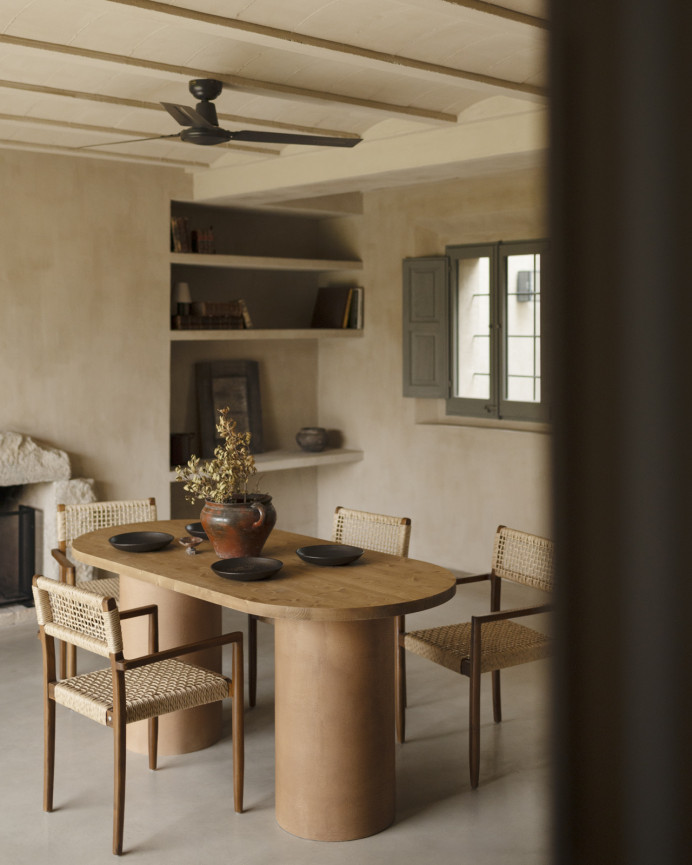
[161, 102, 216, 129]
[78, 133, 181, 149]
[228, 130, 361, 148]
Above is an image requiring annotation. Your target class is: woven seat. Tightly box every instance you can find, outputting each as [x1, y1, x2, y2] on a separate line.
[405, 620, 551, 674]
[32, 576, 244, 856]
[396, 525, 553, 789]
[51, 497, 157, 678]
[247, 506, 411, 707]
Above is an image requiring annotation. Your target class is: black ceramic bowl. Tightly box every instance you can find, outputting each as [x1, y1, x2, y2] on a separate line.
[295, 544, 364, 566]
[211, 557, 283, 581]
[185, 522, 208, 539]
[108, 531, 173, 553]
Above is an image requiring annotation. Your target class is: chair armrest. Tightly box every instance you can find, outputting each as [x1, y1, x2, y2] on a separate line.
[51, 547, 72, 568]
[119, 605, 159, 654]
[51, 547, 76, 585]
[455, 572, 490, 586]
[119, 605, 158, 621]
[118, 630, 243, 672]
[472, 602, 553, 625]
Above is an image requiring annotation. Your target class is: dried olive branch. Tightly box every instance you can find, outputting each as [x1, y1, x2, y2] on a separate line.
[175, 407, 257, 504]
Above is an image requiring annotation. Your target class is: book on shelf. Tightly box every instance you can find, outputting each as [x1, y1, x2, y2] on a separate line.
[311, 286, 363, 329]
[190, 226, 215, 254]
[347, 287, 364, 329]
[311, 286, 354, 329]
[170, 216, 191, 253]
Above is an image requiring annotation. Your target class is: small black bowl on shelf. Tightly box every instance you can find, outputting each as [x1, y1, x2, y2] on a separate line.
[296, 427, 328, 452]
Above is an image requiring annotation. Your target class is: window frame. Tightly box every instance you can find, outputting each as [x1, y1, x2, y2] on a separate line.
[445, 239, 549, 422]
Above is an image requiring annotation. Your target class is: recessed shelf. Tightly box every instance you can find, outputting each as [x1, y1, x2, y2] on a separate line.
[170, 328, 363, 341]
[169, 448, 363, 478]
[170, 252, 362, 272]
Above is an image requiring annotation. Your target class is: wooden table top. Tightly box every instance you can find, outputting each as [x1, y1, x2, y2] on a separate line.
[72, 519, 457, 622]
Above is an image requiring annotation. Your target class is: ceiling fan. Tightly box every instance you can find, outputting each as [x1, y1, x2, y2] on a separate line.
[83, 79, 362, 150]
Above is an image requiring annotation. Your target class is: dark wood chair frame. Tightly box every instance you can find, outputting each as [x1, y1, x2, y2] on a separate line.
[35, 579, 244, 856]
[395, 534, 552, 790]
[51, 497, 157, 679]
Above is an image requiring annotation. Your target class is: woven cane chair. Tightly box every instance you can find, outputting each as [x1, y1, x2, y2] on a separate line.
[396, 525, 553, 789]
[246, 506, 411, 707]
[32, 575, 244, 856]
[52, 498, 157, 678]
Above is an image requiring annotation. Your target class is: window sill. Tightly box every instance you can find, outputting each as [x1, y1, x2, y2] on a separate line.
[413, 399, 551, 434]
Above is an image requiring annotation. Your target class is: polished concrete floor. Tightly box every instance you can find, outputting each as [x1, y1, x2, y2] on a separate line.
[0, 582, 552, 864]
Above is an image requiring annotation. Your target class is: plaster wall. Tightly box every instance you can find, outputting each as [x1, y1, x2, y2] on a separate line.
[0, 150, 190, 515]
[315, 168, 551, 572]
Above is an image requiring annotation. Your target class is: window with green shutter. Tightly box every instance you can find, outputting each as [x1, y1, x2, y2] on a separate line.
[403, 241, 549, 422]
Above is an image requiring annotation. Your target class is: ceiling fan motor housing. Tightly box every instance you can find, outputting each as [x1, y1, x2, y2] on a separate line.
[180, 127, 232, 145]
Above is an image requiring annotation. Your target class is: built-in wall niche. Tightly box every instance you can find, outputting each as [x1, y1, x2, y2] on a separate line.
[170, 200, 356, 260]
[167, 200, 365, 527]
[170, 339, 319, 458]
[172, 265, 320, 329]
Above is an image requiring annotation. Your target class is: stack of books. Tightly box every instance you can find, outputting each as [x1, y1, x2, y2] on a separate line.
[172, 300, 253, 330]
[170, 216, 191, 252]
[171, 218, 215, 254]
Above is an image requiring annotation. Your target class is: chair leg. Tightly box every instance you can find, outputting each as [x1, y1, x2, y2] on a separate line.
[247, 614, 257, 708]
[491, 670, 502, 723]
[43, 696, 55, 812]
[395, 615, 407, 707]
[232, 641, 245, 813]
[58, 641, 66, 680]
[395, 624, 406, 743]
[113, 720, 126, 855]
[148, 717, 158, 771]
[469, 669, 482, 790]
[66, 643, 77, 679]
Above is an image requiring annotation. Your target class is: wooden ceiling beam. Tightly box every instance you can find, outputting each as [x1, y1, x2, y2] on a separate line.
[0, 79, 358, 140]
[437, 0, 548, 29]
[0, 34, 457, 124]
[0, 137, 210, 168]
[106, 0, 545, 99]
[0, 112, 279, 155]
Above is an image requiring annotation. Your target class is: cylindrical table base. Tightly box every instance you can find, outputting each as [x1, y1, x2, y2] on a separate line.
[274, 617, 395, 841]
[119, 575, 223, 756]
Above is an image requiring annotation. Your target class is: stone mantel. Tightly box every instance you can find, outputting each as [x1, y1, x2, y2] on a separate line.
[0, 431, 71, 487]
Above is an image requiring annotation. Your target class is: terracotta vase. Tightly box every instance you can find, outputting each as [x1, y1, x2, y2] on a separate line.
[200, 494, 277, 559]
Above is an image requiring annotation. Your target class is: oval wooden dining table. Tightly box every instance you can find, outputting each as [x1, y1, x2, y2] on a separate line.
[72, 519, 456, 842]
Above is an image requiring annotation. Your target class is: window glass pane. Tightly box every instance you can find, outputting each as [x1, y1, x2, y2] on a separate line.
[505, 253, 541, 403]
[454, 256, 490, 399]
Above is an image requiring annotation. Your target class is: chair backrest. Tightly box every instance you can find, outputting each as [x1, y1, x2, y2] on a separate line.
[57, 498, 157, 550]
[33, 575, 122, 657]
[491, 525, 554, 592]
[332, 506, 411, 557]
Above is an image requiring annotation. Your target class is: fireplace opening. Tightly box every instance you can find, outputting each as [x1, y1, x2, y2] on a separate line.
[0, 486, 36, 606]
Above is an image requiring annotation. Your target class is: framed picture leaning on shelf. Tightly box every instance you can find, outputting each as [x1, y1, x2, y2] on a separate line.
[196, 360, 264, 457]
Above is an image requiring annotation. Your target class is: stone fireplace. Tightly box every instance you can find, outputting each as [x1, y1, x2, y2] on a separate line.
[0, 432, 95, 606]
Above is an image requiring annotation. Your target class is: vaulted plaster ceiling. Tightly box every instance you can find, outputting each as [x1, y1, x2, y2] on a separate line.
[0, 0, 548, 208]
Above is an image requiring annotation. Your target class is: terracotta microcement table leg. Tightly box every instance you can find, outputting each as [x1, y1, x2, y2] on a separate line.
[119, 574, 223, 756]
[274, 617, 396, 841]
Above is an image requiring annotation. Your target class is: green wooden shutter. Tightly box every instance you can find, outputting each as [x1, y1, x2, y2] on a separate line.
[402, 257, 450, 397]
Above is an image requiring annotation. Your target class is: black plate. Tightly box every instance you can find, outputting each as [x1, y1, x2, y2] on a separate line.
[109, 531, 173, 553]
[185, 522, 208, 539]
[296, 544, 364, 566]
[211, 557, 283, 581]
